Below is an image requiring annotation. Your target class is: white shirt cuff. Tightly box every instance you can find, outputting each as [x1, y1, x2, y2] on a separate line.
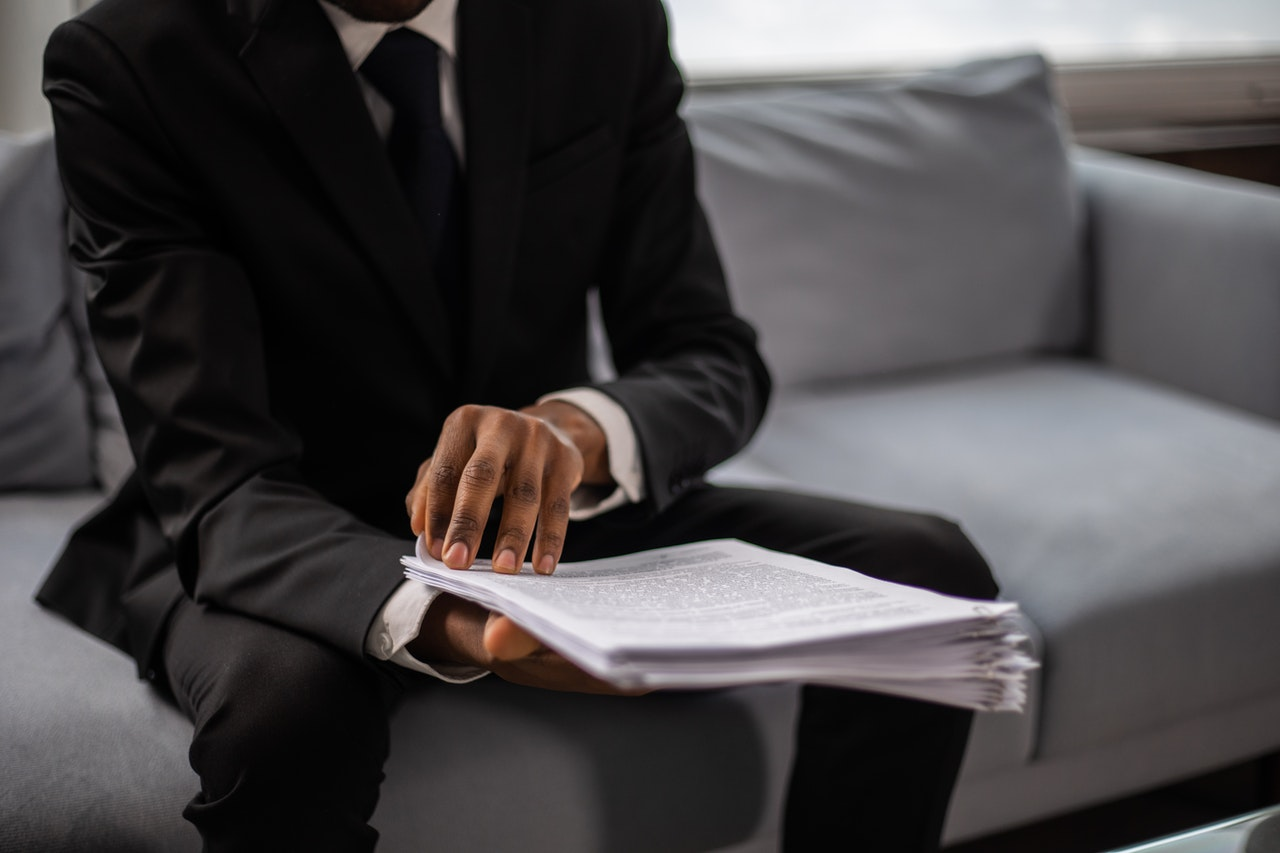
[537, 387, 646, 520]
[366, 580, 488, 683]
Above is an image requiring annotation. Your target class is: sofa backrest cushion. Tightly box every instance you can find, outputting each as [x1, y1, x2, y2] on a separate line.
[685, 54, 1085, 388]
[0, 133, 96, 491]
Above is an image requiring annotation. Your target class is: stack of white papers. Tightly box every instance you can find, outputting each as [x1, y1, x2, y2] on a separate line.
[402, 538, 1035, 711]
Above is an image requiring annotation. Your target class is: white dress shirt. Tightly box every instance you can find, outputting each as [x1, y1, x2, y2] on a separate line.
[317, 0, 646, 679]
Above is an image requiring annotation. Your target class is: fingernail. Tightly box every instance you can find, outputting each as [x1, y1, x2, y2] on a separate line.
[494, 549, 518, 573]
[537, 555, 556, 575]
[444, 541, 469, 568]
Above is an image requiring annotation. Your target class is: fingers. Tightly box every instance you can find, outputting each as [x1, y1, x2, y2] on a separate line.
[492, 426, 577, 575]
[529, 468, 573, 575]
[483, 613, 542, 661]
[490, 451, 543, 574]
[407, 405, 584, 572]
[407, 457, 433, 539]
[424, 413, 472, 561]
[441, 440, 503, 570]
[411, 597, 634, 695]
[491, 642, 651, 696]
[483, 613, 643, 695]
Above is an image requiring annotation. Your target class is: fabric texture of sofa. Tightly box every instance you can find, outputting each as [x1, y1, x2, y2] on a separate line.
[3, 52, 1280, 851]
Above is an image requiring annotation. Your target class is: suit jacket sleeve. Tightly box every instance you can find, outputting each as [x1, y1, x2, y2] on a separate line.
[590, 0, 772, 513]
[44, 19, 408, 659]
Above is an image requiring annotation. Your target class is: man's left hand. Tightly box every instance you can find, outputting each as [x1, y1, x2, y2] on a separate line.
[405, 401, 613, 575]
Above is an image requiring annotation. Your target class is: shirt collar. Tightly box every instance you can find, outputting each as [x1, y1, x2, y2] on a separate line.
[318, 0, 459, 69]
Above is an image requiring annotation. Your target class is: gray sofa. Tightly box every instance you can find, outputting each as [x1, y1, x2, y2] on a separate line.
[3, 53, 1280, 851]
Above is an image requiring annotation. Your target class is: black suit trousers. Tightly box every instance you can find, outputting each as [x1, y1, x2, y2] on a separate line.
[163, 485, 998, 852]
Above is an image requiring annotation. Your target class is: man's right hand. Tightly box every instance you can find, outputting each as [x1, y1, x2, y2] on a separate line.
[408, 592, 646, 695]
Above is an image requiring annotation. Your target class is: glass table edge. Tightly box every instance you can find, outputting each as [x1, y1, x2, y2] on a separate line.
[1106, 804, 1280, 852]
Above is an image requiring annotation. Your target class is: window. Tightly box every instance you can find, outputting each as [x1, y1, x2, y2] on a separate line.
[665, 0, 1280, 160]
[665, 0, 1280, 80]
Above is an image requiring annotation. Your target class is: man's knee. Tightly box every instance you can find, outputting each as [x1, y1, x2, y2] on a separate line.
[839, 507, 998, 601]
[163, 603, 390, 848]
[880, 512, 999, 601]
[697, 488, 1001, 601]
[182, 623, 390, 797]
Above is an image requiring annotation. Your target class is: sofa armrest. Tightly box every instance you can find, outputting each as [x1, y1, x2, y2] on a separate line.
[1075, 148, 1280, 421]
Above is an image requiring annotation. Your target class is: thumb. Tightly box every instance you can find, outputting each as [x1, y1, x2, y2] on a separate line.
[483, 613, 542, 661]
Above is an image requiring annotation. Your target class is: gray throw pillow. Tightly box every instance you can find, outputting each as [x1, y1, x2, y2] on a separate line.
[685, 53, 1085, 387]
[0, 133, 95, 491]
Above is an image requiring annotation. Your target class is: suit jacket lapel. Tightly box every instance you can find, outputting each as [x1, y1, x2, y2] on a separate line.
[237, 0, 456, 376]
[459, 0, 532, 394]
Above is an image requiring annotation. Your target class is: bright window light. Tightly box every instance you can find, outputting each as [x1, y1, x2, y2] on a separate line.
[665, 0, 1280, 79]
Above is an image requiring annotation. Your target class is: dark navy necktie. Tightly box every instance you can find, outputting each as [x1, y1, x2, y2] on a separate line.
[360, 28, 467, 327]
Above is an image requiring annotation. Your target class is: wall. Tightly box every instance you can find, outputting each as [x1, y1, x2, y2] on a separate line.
[0, 0, 82, 133]
[4, 1, 1276, 187]
[1056, 56, 1280, 188]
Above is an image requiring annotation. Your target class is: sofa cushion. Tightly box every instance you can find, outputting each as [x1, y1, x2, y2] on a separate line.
[0, 134, 96, 491]
[685, 54, 1084, 388]
[721, 359, 1280, 760]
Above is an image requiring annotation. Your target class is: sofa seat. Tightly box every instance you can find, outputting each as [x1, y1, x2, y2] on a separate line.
[375, 680, 796, 852]
[0, 494, 199, 852]
[11, 359, 1279, 850]
[713, 357, 1280, 837]
[2, 490, 798, 852]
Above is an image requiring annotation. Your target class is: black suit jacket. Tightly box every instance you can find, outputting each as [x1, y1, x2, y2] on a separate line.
[37, 0, 770, 677]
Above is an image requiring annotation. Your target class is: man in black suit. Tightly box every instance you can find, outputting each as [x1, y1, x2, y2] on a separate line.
[39, 0, 998, 849]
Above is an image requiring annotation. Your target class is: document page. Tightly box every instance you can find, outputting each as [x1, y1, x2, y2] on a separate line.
[402, 538, 1033, 710]
[406, 539, 1012, 652]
